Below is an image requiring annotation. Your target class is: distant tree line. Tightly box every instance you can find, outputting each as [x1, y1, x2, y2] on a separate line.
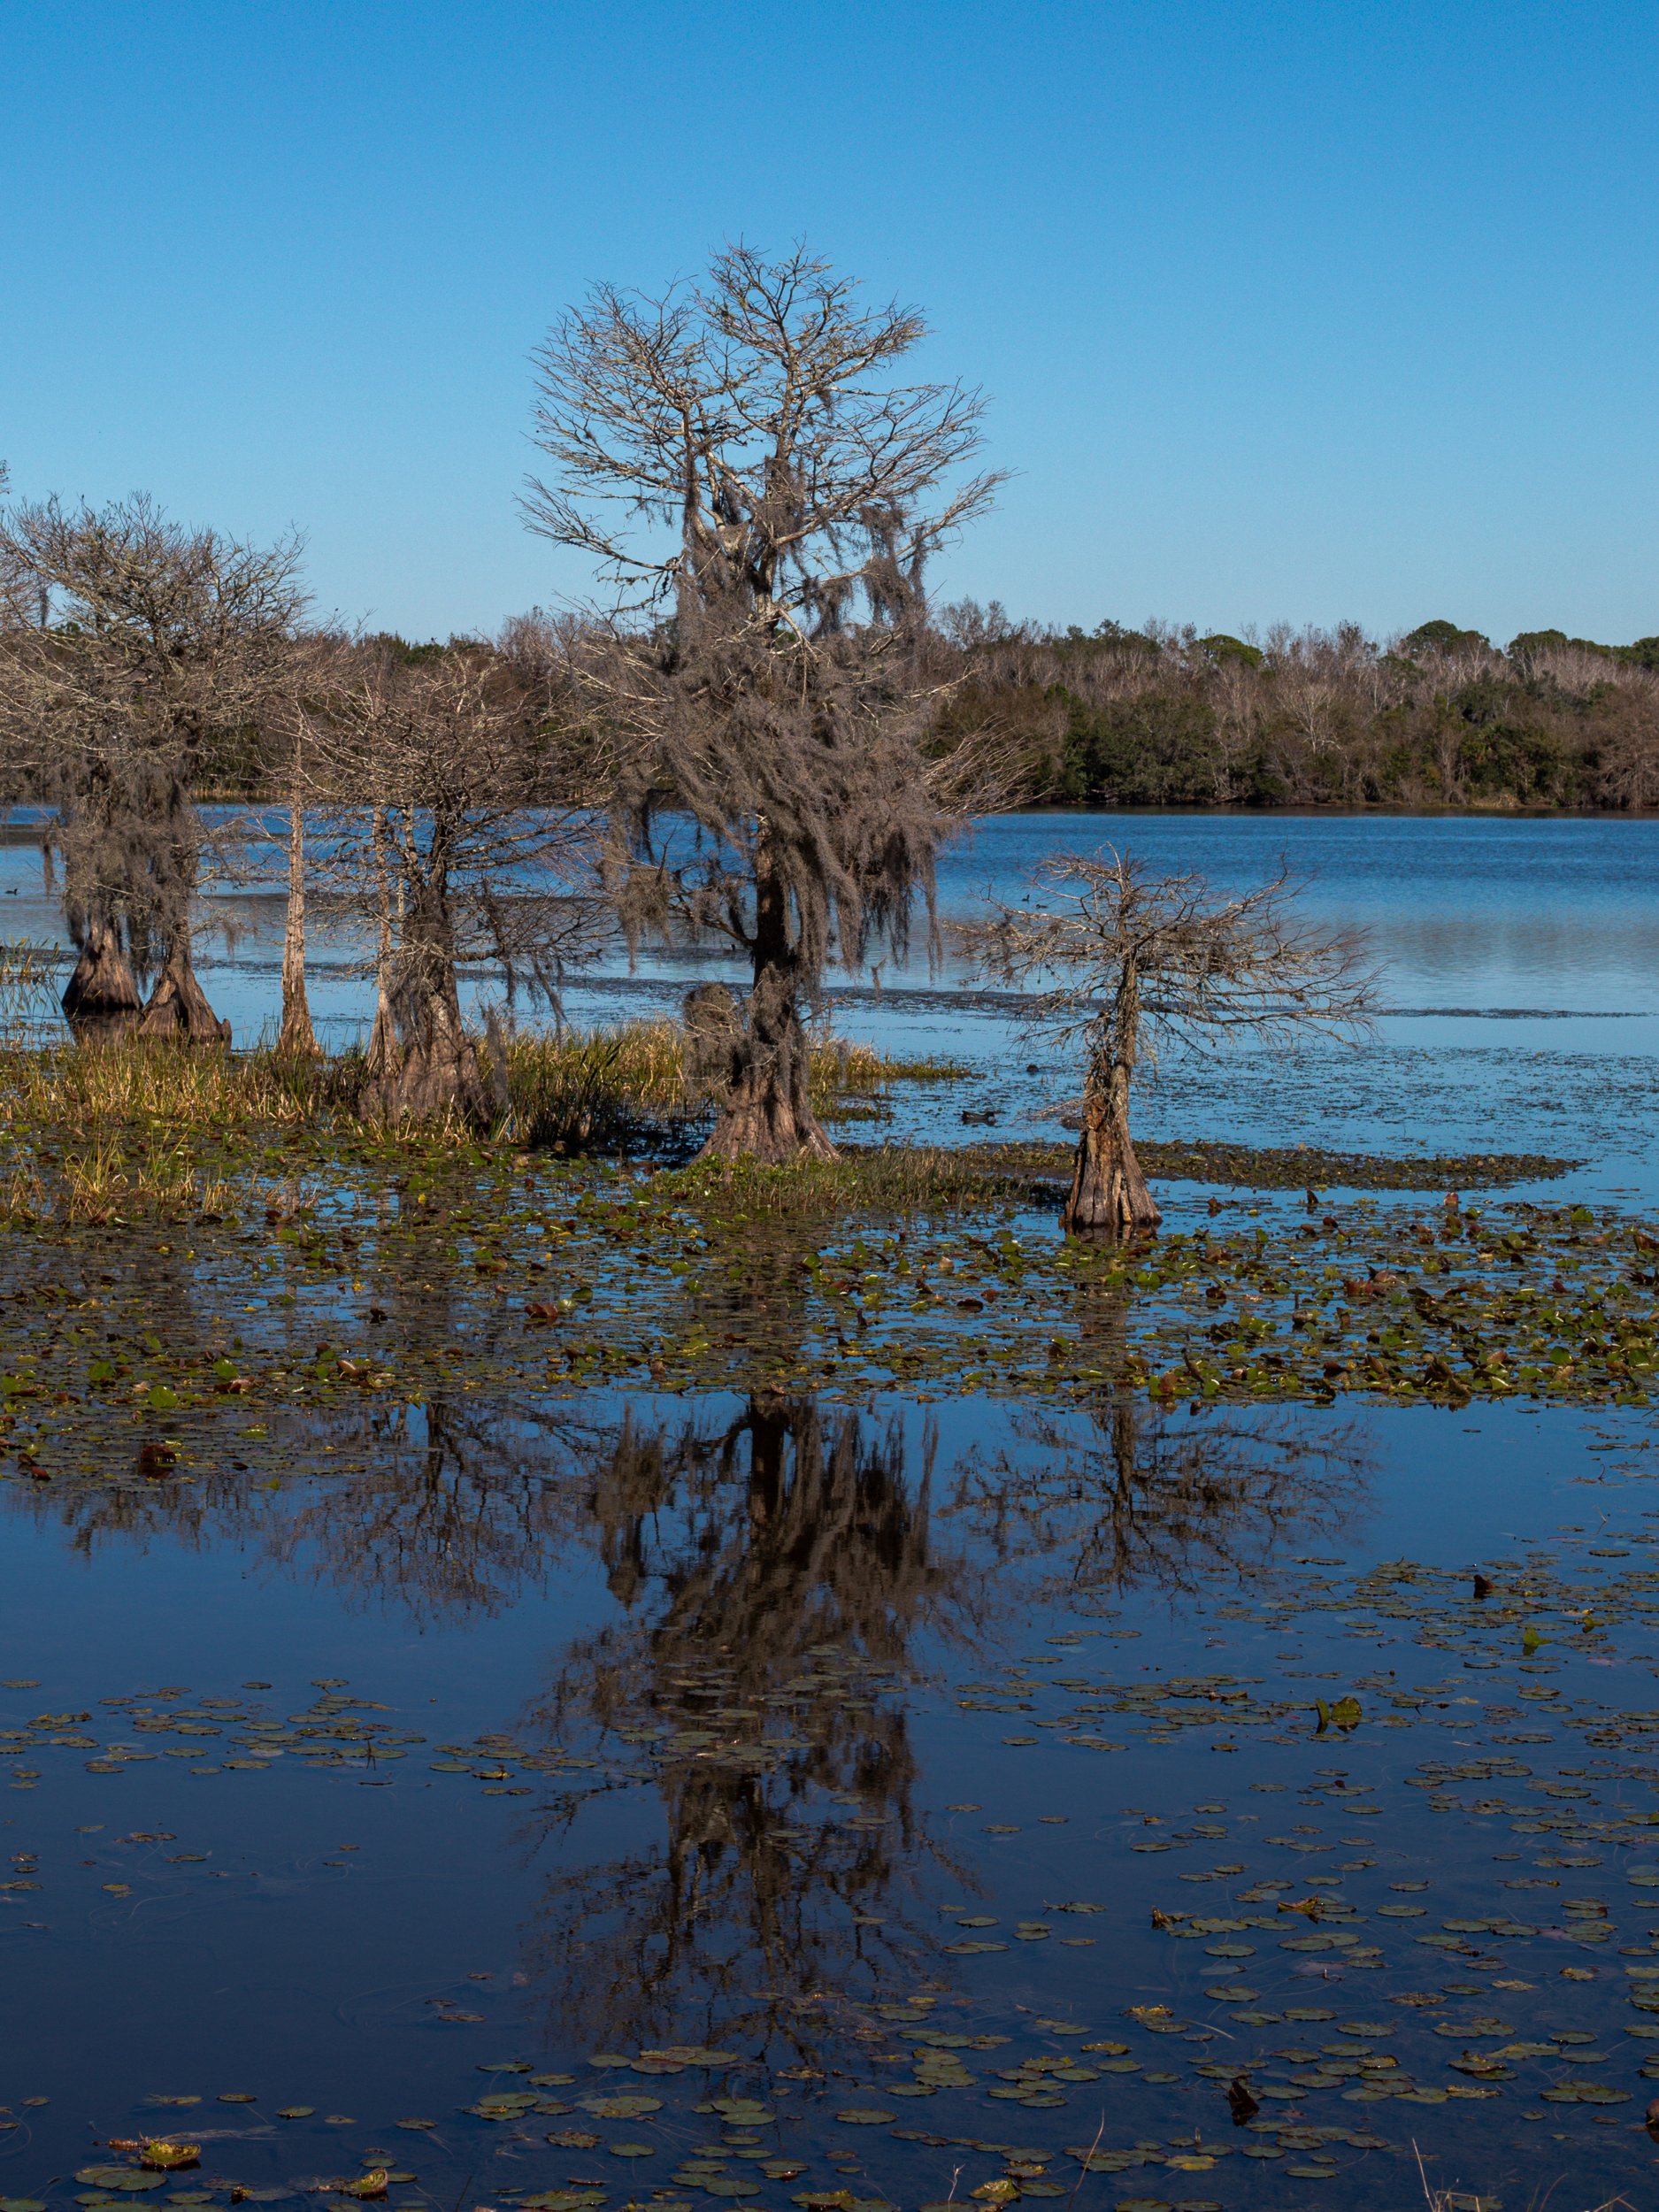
[173, 603, 1659, 819]
[931, 605, 1659, 810]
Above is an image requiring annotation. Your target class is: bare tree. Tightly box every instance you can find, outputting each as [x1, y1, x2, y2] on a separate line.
[0, 495, 306, 1041]
[318, 642, 603, 1124]
[275, 741, 319, 1059]
[267, 634, 347, 1062]
[975, 851, 1374, 1235]
[525, 242, 999, 1162]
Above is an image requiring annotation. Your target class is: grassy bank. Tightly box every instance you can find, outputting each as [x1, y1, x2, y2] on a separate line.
[0, 1027, 1578, 1234]
[0, 1025, 970, 1223]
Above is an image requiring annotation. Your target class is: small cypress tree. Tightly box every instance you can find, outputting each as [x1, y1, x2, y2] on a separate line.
[975, 852, 1375, 1235]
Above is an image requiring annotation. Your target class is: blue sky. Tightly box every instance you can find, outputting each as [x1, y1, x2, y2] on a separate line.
[4, 1, 1655, 643]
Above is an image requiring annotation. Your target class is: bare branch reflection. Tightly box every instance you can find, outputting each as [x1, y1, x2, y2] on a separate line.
[956, 1383, 1370, 1598]
[518, 1393, 979, 2062]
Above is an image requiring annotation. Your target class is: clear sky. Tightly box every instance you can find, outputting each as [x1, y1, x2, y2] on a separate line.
[4, 0, 1655, 645]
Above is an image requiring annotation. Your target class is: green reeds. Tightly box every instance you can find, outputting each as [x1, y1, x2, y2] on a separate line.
[495, 1021, 965, 1151]
[0, 940, 63, 1048]
[0, 1020, 972, 1224]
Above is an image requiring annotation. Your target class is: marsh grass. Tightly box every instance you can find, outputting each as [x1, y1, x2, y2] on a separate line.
[59, 1134, 234, 1225]
[0, 1024, 970, 1222]
[0, 1033, 358, 1126]
[661, 1144, 1031, 1223]
[0, 940, 65, 1048]
[497, 1021, 967, 1150]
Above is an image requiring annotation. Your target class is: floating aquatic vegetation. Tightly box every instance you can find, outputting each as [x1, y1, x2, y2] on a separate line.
[5, 1053, 1659, 2209]
[15, 1455, 1659, 2202]
[3, 1146, 1658, 1497]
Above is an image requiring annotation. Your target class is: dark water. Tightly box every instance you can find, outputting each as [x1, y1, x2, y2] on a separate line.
[7, 1388, 1659, 2208]
[8, 815, 1659, 2208]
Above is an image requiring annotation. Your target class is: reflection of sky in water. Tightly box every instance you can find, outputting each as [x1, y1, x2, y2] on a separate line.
[2, 1389, 1657, 2200]
[7, 810, 1659, 1197]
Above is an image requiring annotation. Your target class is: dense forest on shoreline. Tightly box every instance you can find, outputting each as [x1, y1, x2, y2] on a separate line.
[930, 605, 1659, 810]
[221, 604, 1659, 818]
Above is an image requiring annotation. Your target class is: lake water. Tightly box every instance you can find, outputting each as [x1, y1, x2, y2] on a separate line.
[7, 810, 1659, 1198]
[7, 814, 1659, 2209]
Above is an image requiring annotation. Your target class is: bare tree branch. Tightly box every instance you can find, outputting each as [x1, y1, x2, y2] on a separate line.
[972, 849, 1376, 1234]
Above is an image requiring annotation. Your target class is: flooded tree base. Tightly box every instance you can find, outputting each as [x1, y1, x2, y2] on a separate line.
[61, 926, 142, 1039]
[134, 947, 232, 1045]
[1062, 1116, 1161, 1235]
[698, 1079, 840, 1164]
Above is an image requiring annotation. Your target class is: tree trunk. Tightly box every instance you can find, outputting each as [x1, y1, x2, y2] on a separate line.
[365, 981, 398, 1079]
[276, 795, 319, 1059]
[359, 881, 485, 1125]
[364, 806, 400, 1079]
[363, 972, 486, 1123]
[61, 918, 142, 1041]
[699, 871, 835, 1164]
[135, 932, 231, 1046]
[1063, 1057, 1160, 1236]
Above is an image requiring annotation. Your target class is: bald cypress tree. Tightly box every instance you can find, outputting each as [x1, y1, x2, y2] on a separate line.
[0, 495, 305, 1042]
[526, 244, 999, 1162]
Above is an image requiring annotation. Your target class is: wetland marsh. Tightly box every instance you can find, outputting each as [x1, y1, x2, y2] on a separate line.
[5, 815, 1659, 2212]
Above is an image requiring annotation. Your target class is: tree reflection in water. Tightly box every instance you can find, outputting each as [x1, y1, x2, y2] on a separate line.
[266, 1391, 601, 1618]
[519, 1392, 979, 2065]
[951, 1260, 1371, 1596]
[7, 1386, 599, 1618]
[957, 1382, 1371, 1598]
[4, 1261, 1374, 2078]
